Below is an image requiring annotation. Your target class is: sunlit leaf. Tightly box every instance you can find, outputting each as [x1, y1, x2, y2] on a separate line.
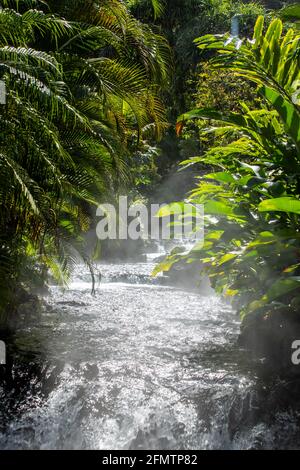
[259, 197, 300, 215]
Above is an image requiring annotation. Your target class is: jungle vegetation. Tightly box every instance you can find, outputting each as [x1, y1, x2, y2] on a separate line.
[155, 4, 300, 366]
[0, 0, 169, 322]
[128, 0, 265, 194]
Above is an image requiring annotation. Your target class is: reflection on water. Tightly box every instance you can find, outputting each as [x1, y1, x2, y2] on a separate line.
[1, 261, 300, 449]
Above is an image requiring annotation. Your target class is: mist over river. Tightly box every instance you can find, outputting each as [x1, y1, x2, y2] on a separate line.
[1, 258, 300, 450]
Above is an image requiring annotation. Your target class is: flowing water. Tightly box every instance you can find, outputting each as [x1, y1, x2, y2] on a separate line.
[1, 257, 300, 450]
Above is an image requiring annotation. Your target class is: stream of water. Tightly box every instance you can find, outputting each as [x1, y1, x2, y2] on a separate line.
[1, 257, 300, 450]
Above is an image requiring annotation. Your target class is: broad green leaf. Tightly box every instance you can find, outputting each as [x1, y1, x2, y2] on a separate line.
[216, 253, 238, 266]
[261, 86, 300, 150]
[259, 231, 275, 238]
[259, 197, 300, 214]
[205, 230, 224, 241]
[225, 289, 239, 297]
[204, 200, 234, 216]
[177, 108, 248, 129]
[253, 16, 265, 46]
[265, 277, 300, 302]
[156, 202, 186, 217]
[280, 4, 300, 22]
[203, 172, 236, 184]
[156, 203, 201, 224]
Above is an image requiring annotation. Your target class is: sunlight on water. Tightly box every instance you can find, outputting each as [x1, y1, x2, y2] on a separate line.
[1, 261, 300, 450]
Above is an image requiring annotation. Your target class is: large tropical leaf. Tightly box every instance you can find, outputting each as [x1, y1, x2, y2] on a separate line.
[259, 197, 300, 215]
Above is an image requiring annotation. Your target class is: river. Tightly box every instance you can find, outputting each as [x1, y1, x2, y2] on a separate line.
[0, 257, 300, 450]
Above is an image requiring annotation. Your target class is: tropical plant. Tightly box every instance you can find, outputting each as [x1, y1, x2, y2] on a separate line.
[155, 16, 300, 332]
[127, 0, 266, 194]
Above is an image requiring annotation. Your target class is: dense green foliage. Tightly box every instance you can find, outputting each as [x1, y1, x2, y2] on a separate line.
[127, 0, 265, 199]
[156, 14, 300, 327]
[0, 0, 169, 321]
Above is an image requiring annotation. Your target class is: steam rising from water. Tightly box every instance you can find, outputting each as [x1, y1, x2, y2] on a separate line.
[0, 260, 300, 449]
